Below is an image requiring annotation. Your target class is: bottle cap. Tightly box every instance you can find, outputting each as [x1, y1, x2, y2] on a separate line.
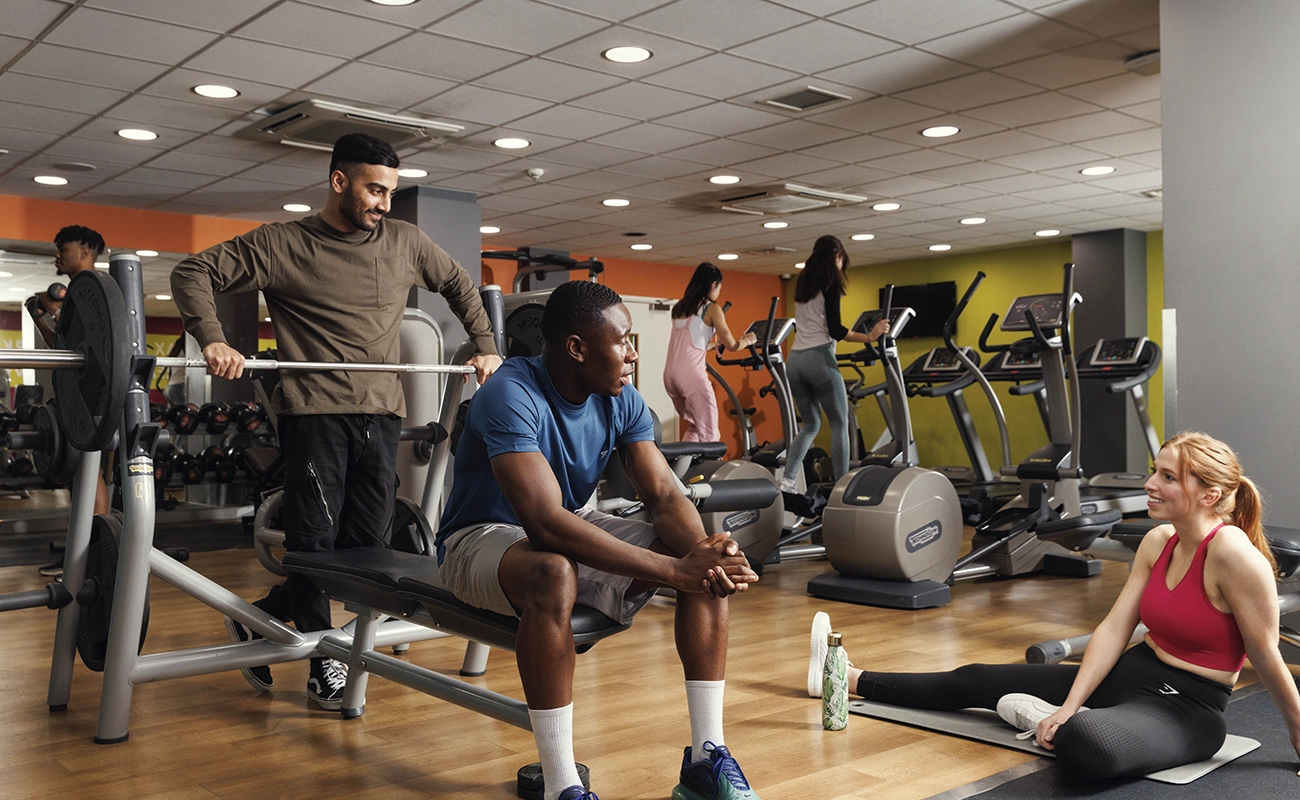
[828, 632, 842, 647]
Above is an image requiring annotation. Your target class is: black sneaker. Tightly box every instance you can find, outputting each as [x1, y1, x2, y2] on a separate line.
[223, 616, 273, 693]
[307, 656, 348, 711]
[38, 560, 64, 578]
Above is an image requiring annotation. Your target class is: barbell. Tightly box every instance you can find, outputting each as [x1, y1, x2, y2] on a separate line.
[0, 270, 476, 453]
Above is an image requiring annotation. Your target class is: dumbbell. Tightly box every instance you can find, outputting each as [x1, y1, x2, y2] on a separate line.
[228, 402, 266, 434]
[150, 403, 170, 429]
[174, 453, 205, 484]
[153, 449, 175, 490]
[204, 445, 239, 483]
[197, 403, 231, 435]
[5, 454, 34, 477]
[167, 403, 201, 435]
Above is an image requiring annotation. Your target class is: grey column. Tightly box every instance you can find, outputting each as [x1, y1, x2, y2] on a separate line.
[390, 185, 483, 364]
[1162, 0, 1300, 527]
[1071, 229, 1147, 474]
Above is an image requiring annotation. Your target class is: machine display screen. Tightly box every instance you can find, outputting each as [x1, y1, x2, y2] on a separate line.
[852, 308, 915, 338]
[1001, 294, 1064, 331]
[921, 348, 964, 372]
[1089, 337, 1147, 366]
[1000, 351, 1042, 369]
[745, 317, 795, 346]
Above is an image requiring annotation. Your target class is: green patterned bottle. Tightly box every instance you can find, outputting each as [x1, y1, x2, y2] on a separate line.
[822, 632, 848, 730]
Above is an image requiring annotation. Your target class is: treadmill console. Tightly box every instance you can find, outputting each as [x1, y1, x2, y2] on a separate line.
[745, 317, 796, 347]
[852, 307, 916, 338]
[1001, 294, 1064, 331]
[999, 350, 1042, 370]
[920, 347, 966, 372]
[1089, 336, 1147, 367]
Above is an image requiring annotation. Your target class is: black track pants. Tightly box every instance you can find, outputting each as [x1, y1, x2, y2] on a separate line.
[855, 643, 1231, 780]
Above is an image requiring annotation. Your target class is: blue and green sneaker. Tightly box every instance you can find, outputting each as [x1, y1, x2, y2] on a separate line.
[671, 741, 761, 800]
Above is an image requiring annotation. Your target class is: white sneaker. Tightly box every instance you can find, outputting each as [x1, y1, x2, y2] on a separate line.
[807, 611, 831, 697]
[996, 693, 1085, 741]
[779, 476, 797, 493]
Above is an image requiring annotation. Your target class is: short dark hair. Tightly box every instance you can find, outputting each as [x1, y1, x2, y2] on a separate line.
[53, 225, 105, 258]
[541, 280, 622, 345]
[329, 133, 400, 176]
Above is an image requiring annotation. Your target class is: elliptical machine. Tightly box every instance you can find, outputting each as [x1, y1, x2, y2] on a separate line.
[808, 266, 1121, 609]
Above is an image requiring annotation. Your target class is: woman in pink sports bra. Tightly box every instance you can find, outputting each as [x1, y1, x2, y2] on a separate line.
[663, 263, 756, 443]
[805, 431, 1300, 780]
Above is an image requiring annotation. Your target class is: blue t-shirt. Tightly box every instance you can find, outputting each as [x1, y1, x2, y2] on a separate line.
[436, 355, 655, 562]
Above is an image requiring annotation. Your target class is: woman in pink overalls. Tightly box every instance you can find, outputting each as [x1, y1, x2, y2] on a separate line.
[663, 262, 756, 442]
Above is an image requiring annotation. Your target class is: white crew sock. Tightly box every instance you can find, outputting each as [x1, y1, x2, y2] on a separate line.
[528, 704, 582, 800]
[685, 679, 726, 763]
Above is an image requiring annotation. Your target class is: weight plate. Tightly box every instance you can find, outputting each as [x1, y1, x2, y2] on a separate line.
[390, 496, 435, 556]
[31, 402, 73, 483]
[53, 271, 131, 451]
[504, 303, 545, 359]
[77, 513, 149, 672]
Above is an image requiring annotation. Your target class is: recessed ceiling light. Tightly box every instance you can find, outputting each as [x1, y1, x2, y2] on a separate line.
[494, 137, 530, 149]
[136, 250, 159, 257]
[368, 0, 418, 5]
[795, 262, 805, 269]
[630, 243, 653, 250]
[763, 221, 788, 229]
[193, 84, 239, 99]
[929, 244, 952, 251]
[960, 217, 986, 225]
[397, 168, 428, 178]
[33, 175, 68, 185]
[9, 287, 28, 293]
[602, 46, 652, 63]
[264, 317, 272, 322]
[850, 233, 874, 241]
[283, 203, 311, 213]
[480, 226, 501, 234]
[717, 253, 738, 261]
[922, 125, 960, 138]
[0, 271, 11, 277]
[1080, 165, 1116, 176]
[1036, 229, 1062, 237]
[155, 294, 172, 301]
[873, 202, 900, 211]
[117, 128, 158, 141]
[94, 262, 109, 269]
[602, 198, 630, 207]
[709, 175, 741, 185]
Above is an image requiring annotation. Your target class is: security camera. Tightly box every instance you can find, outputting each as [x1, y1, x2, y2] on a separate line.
[780, 273, 792, 281]
[526, 167, 545, 180]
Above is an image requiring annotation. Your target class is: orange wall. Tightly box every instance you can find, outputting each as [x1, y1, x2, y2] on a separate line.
[485, 254, 787, 459]
[0, 195, 259, 253]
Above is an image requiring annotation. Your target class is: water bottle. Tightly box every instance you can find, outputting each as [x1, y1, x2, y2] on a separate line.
[822, 632, 848, 730]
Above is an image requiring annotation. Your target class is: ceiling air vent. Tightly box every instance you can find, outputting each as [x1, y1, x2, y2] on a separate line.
[236, 99, 464, 152]
[716, 183, 867, 215]
[764, 85, 850, 112]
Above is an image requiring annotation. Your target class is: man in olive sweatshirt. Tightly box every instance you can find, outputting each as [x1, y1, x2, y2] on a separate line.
[171, 133, 500, 709]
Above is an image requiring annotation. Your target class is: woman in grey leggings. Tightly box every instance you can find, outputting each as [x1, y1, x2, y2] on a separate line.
[780, 235, 888, 491]
[810, 432, 1300, 780]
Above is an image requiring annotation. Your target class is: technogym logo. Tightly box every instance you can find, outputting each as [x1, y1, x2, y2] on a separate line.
[905, 520, 943, 553]
[723, 509, 759, 532]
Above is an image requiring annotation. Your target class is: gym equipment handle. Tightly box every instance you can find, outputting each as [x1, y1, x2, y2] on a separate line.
[0, 349, 476, 375]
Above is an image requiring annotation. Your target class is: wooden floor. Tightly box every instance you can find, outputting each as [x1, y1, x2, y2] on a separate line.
[0, 538, 1254, 800]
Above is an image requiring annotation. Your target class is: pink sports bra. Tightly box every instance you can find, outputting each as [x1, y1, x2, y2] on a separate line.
[1139, 524, 1246, 672]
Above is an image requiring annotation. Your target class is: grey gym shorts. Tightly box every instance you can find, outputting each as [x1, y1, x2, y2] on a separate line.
[438, 507, 658, 625]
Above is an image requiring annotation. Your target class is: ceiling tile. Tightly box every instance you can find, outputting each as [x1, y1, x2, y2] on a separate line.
[1013, 183, 1110, 202]
[937, 129, 1059, 159]
[1123, 150, 1160, 170]
[510, 105, 637, 139]
[798, 134, 917, 163]
[0, 126, 62, 154]
[645, 53, 802, 101]
[296, 0, 477, 28]
[84, 0, 276, 32]
[1039, 0, 1159, 38]
[914, 161, 1023, 184]
[918, 13, 1094, 69]
[963, 91, 1104, 128]
[790, 164, 897, 190]
[854, 174, 951, 198]
[948, 194, 1040, 212]
[144, 149, 263, 177]
[303, 63, 456, 111]
[832, 0, 1019, 45]
[993, 40, 1132, 89]
[0, 101, 93, 136]
[541, 0, 676, 20]
[9, 44, 170, 93]
[896, 72, 1044, 113]
[1088, 169, 1161, 193]
[479, 193, 553, 213]
[1059, 72, 1160, 110]
[967, 172, 1069, 194]
[477, 60, 625, 105]
[656, 102, 789, 137]
[1074, 127, 1161, 157]
[991, 143, 1108, 171]
[403, 143, 520, 172]
[0, 170, 83, 201]
[47, 7, 219, 65]
[234, 4, 410, 59]
[896, 184, 999, 206]
[733, 120, 857, 151]
[1113, 25, 1159, 52]
[41, 135, 167, 167]
[102, 95, 238, 135]
[184, 38, 347, 89]
[1119, 99, 1159, 126]
[0, 74, 127, 116]
[817, 47, 975, 96]
[665, 139, 778, 167]
[729, 20, 898, 74]
[115, 165, 220, 189]
[5, 0, 69, 39]
[862, 148, 970, 175]
[736, 151, 843, 179]
[531, 141, 646, 168]
[74, 186, 185, 208]
[552, 170, 655, 193]
[808, 95, 944, 136]
[538, 26, 713, 79]
[587, 123, 713, 154]
[0, 34, 27, 66]
[870, 113, 1006, 147]
[431, 0, 609, 55]
[629, 0, 811, 50]
[609, 155, 712, 180]
[412, 85, 554, 128]
[569, 81, 711, 121]
[365, 32, 527, 83]
[1020, 109, 1152, 144]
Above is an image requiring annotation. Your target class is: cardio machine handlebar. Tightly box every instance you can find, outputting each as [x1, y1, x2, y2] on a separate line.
[943, 271, 982, 356]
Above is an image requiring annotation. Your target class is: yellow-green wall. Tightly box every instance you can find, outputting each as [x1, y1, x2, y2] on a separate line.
[788, 235, 1165, 472]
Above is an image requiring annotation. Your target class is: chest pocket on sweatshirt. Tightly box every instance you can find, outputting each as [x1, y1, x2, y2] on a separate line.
[373, 256, 409, 309]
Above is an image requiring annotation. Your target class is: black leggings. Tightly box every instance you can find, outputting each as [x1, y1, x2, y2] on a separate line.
[856, 643, 1232, 780]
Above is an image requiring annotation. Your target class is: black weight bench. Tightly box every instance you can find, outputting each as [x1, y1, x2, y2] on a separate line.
[282, 547, 632, 724]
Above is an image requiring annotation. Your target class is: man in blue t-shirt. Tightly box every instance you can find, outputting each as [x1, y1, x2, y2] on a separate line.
[438, 280, 763, 800]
